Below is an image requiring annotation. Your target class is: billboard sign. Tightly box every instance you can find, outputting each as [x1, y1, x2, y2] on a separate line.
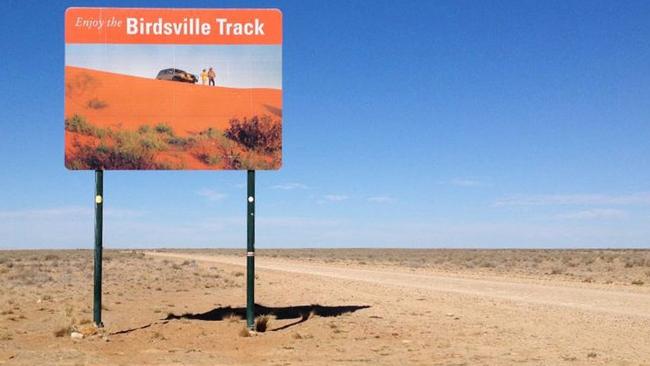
[65, 8, 282, 170]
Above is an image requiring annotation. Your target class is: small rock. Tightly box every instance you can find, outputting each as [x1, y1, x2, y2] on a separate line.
[70, 332, 84, 340]
[445, 313, 454, 317]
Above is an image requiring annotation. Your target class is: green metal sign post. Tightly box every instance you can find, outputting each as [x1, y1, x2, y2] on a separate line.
[90, 169, 258, 329]
[93, 170, 104, 327]
[246, 170, 255, 329]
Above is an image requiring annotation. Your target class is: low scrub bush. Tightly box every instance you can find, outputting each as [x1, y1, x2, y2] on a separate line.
[196, 152, 221, 166]
[254, 315, 271, 332]
[154, 123, 174, 135]
[225, 115, 281, 154]
[68, 143, 162, 170]
[53, 325, 73, 338]
[86, 98, 108, 109]
[66, 118, 186, 169]
[66, 114, 280, 169]
[65, 115, 106, 137]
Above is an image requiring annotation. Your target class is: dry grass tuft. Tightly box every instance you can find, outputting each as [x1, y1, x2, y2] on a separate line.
[53, 325, 73, 338]
[254, 315, 271, 332]
[79, 324, 98, 337]
[151, 331, 166, 341]
[86, 98, 108, 109]
[44, 254, 60, 261]
[8, 268, 53, 286]
[226, 313, 242, 323]
[0, 331, 12, 341]
[238, 326, 251, 337]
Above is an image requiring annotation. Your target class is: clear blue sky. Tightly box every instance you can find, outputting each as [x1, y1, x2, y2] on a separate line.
[1, 0, 649, 249]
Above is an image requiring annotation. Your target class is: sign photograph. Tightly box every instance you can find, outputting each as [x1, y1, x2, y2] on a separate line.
[65, 8, 282, 170]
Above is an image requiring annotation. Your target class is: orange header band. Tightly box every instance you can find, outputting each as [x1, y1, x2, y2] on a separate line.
[65, 8, 282, 45]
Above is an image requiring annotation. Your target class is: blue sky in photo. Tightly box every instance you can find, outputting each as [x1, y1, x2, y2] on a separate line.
[0, 0, 649, 249]
[66, 44, 282, 88]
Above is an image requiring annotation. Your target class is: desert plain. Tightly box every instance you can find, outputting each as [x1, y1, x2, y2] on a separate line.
[1, 249, 650, 365]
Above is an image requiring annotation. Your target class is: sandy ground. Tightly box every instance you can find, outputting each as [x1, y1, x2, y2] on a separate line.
[1, 249, 650, 365]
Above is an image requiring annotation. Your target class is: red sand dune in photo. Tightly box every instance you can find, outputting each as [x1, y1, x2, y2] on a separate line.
[65, 66, 282, 135]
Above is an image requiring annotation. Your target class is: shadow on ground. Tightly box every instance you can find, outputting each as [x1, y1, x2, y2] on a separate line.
[166, 303, 370, 331]
[110, 304, 370, 335]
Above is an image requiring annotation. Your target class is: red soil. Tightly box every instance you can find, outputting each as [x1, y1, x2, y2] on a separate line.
[64, 66, 282, 135]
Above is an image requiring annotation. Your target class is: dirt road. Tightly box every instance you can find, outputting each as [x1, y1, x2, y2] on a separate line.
[148, 251, 650, 319]
[147, 251, 650, 365]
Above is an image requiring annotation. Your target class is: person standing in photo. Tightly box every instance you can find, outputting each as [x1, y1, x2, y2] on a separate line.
[208, 67, 216, 86]
[200, 69, 208, 85]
